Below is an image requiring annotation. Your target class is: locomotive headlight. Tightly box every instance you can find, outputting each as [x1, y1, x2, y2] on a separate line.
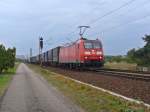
[84, 51, 91, 55]
[97, 51, 102, 55]
[85, 56, 88, 59]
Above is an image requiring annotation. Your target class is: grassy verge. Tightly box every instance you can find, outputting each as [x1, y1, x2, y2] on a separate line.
[104, 62, 137, 71]
[0, 63, 19, 96]
[28, 64, 150, 112]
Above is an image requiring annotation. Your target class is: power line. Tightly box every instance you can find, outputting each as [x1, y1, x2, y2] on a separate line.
[117, 0, 150, 17]
[64, 28, 78, 42]
[87, 0, 137, 25]
[63, 1, 107, 42]
[64, 0, 137, 42]
[90, 0, 150, 31]
[90, 14, 150, 37]
[88, 0, 150, 37]
[105, 14, 150, 32]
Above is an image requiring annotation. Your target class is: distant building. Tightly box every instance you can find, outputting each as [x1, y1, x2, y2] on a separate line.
[16, 55, 27, 62]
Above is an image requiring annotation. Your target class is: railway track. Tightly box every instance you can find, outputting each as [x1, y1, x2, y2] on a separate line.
[38, 65, 150, 104]
[44, 66, 150, 81]
[89, 68, 150, 81]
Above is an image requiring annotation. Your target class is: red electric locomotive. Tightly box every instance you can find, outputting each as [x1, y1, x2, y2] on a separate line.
[59, 37, 104, 68]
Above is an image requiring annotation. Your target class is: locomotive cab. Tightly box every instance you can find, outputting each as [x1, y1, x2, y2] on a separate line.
[80, 38, 104, 67]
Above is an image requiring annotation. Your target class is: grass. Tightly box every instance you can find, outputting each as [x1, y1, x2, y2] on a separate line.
[0, 63, 19, 96]
[28, 64, 150, 112]
[104, 62, 137, 71]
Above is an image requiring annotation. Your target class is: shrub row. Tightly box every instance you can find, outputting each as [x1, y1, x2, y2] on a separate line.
[0, 44, 16, 74]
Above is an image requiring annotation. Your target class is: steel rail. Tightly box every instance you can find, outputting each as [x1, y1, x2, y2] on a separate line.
[92, 69, 150, 81]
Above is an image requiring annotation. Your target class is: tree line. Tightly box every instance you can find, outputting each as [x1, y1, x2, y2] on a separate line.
[127, 34, 150, 66]
[105, 34, 150, 67]
[0, 44, 16, 74]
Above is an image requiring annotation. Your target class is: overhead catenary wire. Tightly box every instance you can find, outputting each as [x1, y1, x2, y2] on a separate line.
[87, 0, 137, 25]
[44, 0, 137, 46]
[88, 0, 150, 35]
[88, 0, 150, 37]
[43, 0, 146, 48]
[104, 14, 150, 32]
[89, 14, 150, 37]
[63, 1, 107, 42]
[116, 0, 150, 17]
[64, 0, 137, 42]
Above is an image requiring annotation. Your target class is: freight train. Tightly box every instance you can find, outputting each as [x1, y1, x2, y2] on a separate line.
[30, 38, 104, 68]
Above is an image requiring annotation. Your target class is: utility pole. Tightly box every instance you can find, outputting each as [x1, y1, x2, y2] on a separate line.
[29, 48, 32, 62]
[39, 37, 43, 66]
[30, 48, 32, 57]
[78, 26, 90, 38]
[26, 54, 29, 63]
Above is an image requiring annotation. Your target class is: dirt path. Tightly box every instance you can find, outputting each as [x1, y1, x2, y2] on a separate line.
[0, 63, 83, 112]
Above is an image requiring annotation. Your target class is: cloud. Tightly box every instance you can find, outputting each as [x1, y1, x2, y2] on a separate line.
[0, 0, 149, 55]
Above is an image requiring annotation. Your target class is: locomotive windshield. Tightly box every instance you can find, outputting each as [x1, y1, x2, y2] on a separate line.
[84, 41, 102, 49]
[84, 42, 93, 49]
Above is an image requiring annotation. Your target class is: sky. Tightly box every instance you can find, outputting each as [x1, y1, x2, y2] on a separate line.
[0, 0, 150, 56]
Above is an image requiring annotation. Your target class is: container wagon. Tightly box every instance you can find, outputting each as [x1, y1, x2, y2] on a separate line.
[52, 47, 60, 66]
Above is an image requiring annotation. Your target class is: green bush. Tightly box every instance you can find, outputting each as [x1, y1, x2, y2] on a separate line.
[106, 34, 150, 67]
[0, 44, 16, 74]
[127, 34, 150, 66]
